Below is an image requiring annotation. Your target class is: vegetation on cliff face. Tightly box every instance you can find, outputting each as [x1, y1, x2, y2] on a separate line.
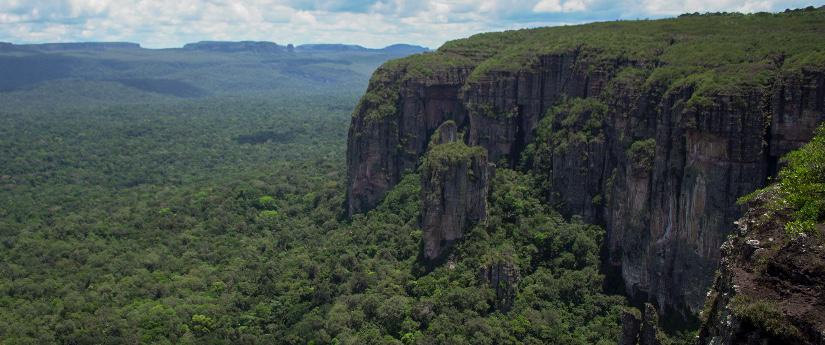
[740, 124, 825, 236]
[626, 139, 656, 173]
[360, 7, 825, 118]
[774, 125, 825, 235]
[698, 125, 825, 345]
[421, 141, 486, 173]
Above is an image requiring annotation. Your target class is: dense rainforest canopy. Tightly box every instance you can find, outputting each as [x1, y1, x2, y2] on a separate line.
[2, 7, 825, 345]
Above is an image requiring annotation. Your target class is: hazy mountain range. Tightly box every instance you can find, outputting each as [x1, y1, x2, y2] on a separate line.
[0, 41, 429, 106]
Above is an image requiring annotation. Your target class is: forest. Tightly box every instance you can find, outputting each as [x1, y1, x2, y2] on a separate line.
[0, 40, 662, 344]
[0, 86, 656, 345]
[2, 7, 824, 345]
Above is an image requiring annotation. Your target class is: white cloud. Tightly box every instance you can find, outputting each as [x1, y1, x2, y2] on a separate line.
[533, 0, 593, 13]
[0, 0, 823, 49]
[639, 0, 777, 15]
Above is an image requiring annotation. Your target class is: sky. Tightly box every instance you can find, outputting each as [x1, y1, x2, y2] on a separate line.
[1, 0, 824, 49]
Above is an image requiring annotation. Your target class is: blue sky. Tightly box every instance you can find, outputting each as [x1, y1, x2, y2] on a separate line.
[1, 0, 824, 49]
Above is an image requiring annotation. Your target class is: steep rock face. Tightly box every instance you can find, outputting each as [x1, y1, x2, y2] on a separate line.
[345, 64, 471, 217]
[620, 308, 643, 345]
[478, 256, 519, 312]
[640, 304, 663, 345]
[698, 187, 825, 345]
[420, 121, 490, 261]
[462, 52, 605, 165]
[619, 304, 665, 345]
[345, 13, 825, 316]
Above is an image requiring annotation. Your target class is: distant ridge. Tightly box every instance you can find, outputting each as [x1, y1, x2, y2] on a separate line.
[0, 41, 429, 54]
[14, 42, 141, 51]
[380, 44, 431, 54]
[182, 41, 285, 53]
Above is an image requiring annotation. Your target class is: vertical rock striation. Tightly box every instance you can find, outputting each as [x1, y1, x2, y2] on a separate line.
[620, 308, 643, 345]
[420, 121, 490, 261]
[698, 185, 825, 345]
[345, 11, 825, 317]
[479, 256, 520, 312]
[619, 304, 665, 345]
[345, 61, 471, 218]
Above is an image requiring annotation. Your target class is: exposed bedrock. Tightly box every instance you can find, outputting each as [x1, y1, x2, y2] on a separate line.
[419, 121, 490, 261]
[345, 48, 825, 315]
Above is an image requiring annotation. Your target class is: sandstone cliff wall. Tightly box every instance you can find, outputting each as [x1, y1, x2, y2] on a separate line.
[345, 18, 825, 315]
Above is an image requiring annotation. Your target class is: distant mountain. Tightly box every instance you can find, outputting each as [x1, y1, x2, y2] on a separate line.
[7, 42, 142, 51]
[295, 44, 370, 52]
[0, 40, 429, 105]
[380, 44, 431, 54]
[182, 41, 285, 53]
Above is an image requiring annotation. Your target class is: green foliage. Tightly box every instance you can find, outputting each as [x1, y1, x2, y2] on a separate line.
[0, 93, 353, 344]
[527, 97, 608, 180]
[730, 295, 802, 340]
[365, 7, 825, 119]
[739, 124, 825, 236]
[257, 195, 278, 210]
[382, 52, 475, 79]
[0, 93, 626, 344]
[627, 139, 657, 172]
[422, 141, 487, 173]
[777, 125, 825, 235]
[357, 75, 400, 121]
[191, 314, 216, 336]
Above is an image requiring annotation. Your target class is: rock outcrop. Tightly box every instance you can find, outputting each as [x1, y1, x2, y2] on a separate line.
[345, 61, 472, 218]
[640, 304, 663, 345]
[420, 121, 489, 261]
[478, 255, 519, 312]
[620, 308, 643, 345]
[345, 10, 825, 316]
[619, 304, 665, 345]
[698, 186, 825, 345]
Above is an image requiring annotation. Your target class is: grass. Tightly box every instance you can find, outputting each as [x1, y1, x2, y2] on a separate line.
[729, 295, 802, 340]
[777, 125, 825, 236]
[738, 124, 825, 237]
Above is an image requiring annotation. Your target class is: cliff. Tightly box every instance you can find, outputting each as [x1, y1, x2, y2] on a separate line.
[420, 121, 490, 261]
[698, 126, 825, 345]
[345, 8, 825, 316]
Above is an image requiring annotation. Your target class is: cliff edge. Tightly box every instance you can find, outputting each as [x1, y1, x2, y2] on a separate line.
[345, 8, 825, 316]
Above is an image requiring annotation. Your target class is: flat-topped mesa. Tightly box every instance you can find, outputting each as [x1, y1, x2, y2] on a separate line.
[345, 9, 825, 316]
[420, 121, 489, 261]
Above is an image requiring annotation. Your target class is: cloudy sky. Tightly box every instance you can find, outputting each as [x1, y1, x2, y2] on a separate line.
[1, 0, 823, 49]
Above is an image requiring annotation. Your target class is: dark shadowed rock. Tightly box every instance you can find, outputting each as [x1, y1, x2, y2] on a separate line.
[420, 121, 489, 261]
[344, 12, 825, 318]
[698, 185, 825, 345]
[478, 256, 519, 313]
[345, 63, 471, 218]
[620, 308, 642, 345]
[640, 303, 662, 345]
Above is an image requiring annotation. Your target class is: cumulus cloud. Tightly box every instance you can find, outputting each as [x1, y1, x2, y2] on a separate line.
[533, 0, 594, 13]
[0, 0, 822, 49]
